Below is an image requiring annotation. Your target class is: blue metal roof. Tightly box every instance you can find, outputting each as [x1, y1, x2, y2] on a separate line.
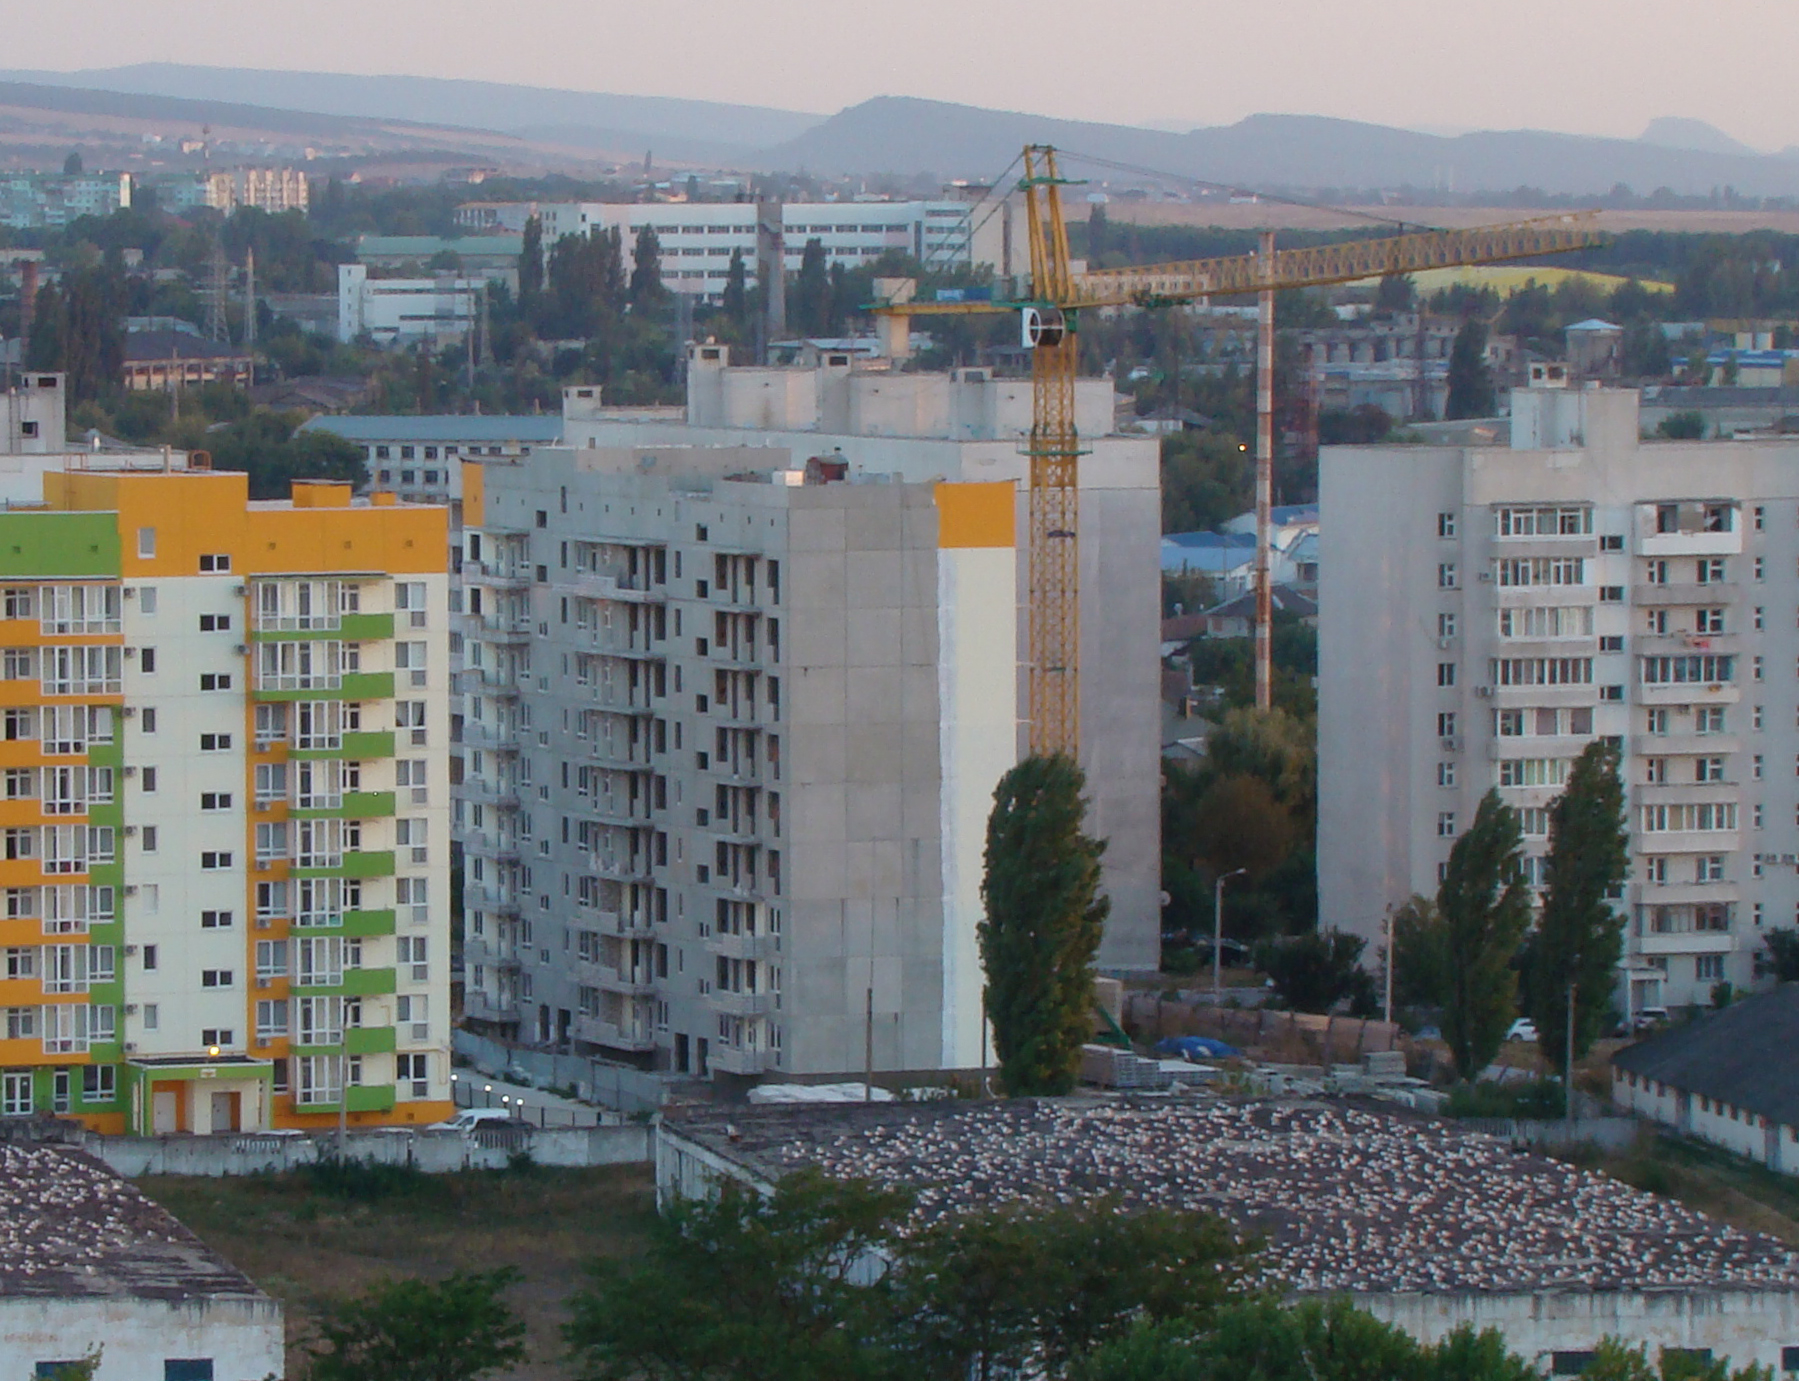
[300, 416, 565, 444]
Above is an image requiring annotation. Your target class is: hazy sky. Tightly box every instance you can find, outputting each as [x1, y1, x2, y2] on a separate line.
[21, 0, 1799, 147]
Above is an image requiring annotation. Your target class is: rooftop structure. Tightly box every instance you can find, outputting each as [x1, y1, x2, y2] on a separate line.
[122, 332, 254, 392]
[0, 1141, 281, 1373]
[659, 1096, 1799, 1363]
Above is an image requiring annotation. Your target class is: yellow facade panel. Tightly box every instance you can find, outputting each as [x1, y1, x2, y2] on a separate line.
[934, 481, 1017, 549]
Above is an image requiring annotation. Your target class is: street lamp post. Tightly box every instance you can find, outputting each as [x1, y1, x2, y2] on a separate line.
[1213, 869, 1248, 1003]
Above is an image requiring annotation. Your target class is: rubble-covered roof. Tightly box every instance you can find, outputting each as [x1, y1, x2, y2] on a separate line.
[0, 1143, 266, 1302]
[665, 1097, 1799, 1296]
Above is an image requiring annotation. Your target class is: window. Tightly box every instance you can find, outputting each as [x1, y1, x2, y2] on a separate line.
[1437, 563, 1457, 589]
[201, 969, 234, 989]
[198, 553, 231, 573]
[199, 672, 232, 691]
[82, 1065, 114, 1100]
[255, 939, 288, 981]
[1697, 557, 1726, 584]
[1697, 706, 1727, 734]
[1495, 505, 1591, 536]
[1499, 759, 1571, 788]
[398, 935, 429, 979]
[255, 999, 289, 1039]
[200, 792, 233, 812]
[200, 909, 233, 929]
[140, 707, 155, 734]
[1437, 712, 1457, 739]
[200, 851, 233, 870]
[1437, 762, 1455, 787]
[142, 1003, 158, 1030]
[1495, 556, 1585, 588]
[2, 1070, 31, 1116]
[1641, 655, 1735, 684]
[136, 527, 155, 558]
[1437, 512, 1456, 538]
[200, 1029, 234, 1050]
[1696, 955, 1725, 981]
[142, 944, 157, 970]
[1499, 607, 1593, 639]
[1696, 757, 1724, 783]
[1640, 802, 1738, 832]
[200, 733, 231, 752]
[1696, 608, 1725, 634]
[1437, 662, 1456, 687]
[1697, 855, 1725, 883]
[1491, 657, 1592, 687]
[140, 825, 157, 854]
[1755, 755, 1765, 780]
[1645, 758, 1667, 783]
[1644, 856, 1668, 884]
[1437, 612, 1457, 638]
[1437, 812, 1457, 838]
[397, 1051, 429, 1096]
[395, 581, 428, 627]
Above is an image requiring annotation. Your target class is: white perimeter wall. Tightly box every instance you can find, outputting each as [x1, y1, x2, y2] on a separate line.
[0, 1295, 282, 1381]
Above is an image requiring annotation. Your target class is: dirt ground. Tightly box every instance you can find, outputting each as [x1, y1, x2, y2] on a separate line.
[139, 1163, 658, 1380]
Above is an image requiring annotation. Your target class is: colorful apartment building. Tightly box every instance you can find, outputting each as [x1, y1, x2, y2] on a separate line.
[0, 465, 451, 1134]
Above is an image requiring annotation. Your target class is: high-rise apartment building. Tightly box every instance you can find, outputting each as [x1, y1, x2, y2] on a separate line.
[0, 465, 451, 1134]
[1321, 382, 1795, 1012]
[457, 349, 1159, 1079]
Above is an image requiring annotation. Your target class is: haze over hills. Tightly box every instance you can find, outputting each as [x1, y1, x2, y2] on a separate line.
[4, 64, 1799, 200]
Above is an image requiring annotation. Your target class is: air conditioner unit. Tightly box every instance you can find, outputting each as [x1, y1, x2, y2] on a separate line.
[233, 584, 247, 596]
[123, 885, 137, 896]
[122, 766, 136, 777]
[122, 586, 137, 597]
[123, 944, 137, 956]
[234, 645, 249, 656]
[120, 706, 136, 717]
[1477, 572, 1493, 582]
[122, 825, 137, 836]
[123, 1042, 136, 1053]
[124, 1003, 137, 1015]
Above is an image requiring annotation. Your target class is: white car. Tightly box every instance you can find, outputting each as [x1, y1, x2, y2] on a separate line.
[430, 1107, 521, 1132]
[1505, 1018, 1539, 1043]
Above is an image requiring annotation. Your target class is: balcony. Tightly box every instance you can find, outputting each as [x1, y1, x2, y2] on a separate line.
[1635, 681, 1740, 707]
[477, 615, 534, 645]
[573, 1013, 656, 1052]
[462, 993, 518, 1024]
[711, 1045, 775, 1076]
[465, 561, 532, 590]
[1631, 583, 1739, 608]
[589, 851, 654, 882]
[465, 833, 523, 864]
[1636, 633, 1745, 657]
[466, 886, 523, 918]
[595, 966, 657, 997]
[563, 570, 663, 604]
[710, 990, 773, 1017]
[458, 721, 520, 753]
[594, 908, 655, 937]
[707, 930, 780, 961]
[458, 779, 522, 811]
[471, 668, 523, 698]
[1634, 930, 1735, 956]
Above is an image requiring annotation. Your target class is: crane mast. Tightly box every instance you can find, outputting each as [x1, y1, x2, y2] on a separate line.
[876, 148, 1603, 748]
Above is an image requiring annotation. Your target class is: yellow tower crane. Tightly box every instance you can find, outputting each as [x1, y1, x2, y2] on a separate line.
[877, 145, 1605, 756]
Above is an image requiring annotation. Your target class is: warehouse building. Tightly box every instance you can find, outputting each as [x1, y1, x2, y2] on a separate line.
[658, 1097, 1799, 1369]
[0, 1140, 281, 1377]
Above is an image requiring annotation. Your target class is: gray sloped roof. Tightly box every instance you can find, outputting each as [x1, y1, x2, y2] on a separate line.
[1614, 984, 1799, 1126]
[299, 415, 564, 444]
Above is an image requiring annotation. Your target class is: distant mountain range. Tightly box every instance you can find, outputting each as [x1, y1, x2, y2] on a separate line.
[4, 63, 1799, 200]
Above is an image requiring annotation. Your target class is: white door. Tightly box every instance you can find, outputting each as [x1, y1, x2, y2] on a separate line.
[152, 1090, 178, 1134]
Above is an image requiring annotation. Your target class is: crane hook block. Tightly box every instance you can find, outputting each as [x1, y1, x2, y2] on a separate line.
[1021, 306, 1066, 349]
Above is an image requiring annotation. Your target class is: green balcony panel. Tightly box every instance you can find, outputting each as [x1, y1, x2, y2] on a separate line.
[88, 864, 123, 889]
[346, 1084, 396, 1113]
[341, 850, 396, 879]
[289, 791, 395, 820]
[87, 742, 122, 769]
[88, 803, 123, 829]
[341, 672, 396, 700]
[345, 1025, 397, 1055]
[342, 909, 397, 937]
[253, 613, 394, 642]
[290, 730, 396, 762]
[341, 966, 398, 996]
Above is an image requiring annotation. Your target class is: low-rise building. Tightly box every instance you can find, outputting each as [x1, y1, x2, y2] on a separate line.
[298, 414, 564, 521]
[121, 332, 254, 392]
[659, 1097, 1799, 1368]
[1613, 985, 1799, 1173]
[337, 264, 483, 347]
[0, 1140, 281, 1377]
[354, 236, 522, 292]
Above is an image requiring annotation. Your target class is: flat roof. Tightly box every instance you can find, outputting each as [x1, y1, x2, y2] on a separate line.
[0, 1142, 269, 1302]
[301, 416, 564, 444]
[664, 1098, 1799, 1296]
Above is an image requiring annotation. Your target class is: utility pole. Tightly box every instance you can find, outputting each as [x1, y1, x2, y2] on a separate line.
[1254, 229, 1275, 712]
[863, 986, 874, 1102]
[1213, 868, 1247, 1002]
[1382, 908, 1395, 1025]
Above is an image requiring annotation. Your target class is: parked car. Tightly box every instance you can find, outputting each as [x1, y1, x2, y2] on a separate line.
[1633, 1007, 1670, 1032]
[1505, 1018, 1539, 1043]
[430, 1107, 522, 1132]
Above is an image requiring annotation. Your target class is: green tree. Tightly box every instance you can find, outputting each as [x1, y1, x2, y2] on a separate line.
[1620, 318, 1672, 378]
[630, 225, 664, 309]
[1373, 273, 1415, 315]
[303, 1268, 526, 1381]
[897, 1200, 1258, 1381]
[1438, 790, 1531, 1078]
[1444, 317, 1496, 420]
[1657, 410, 1706, 440]
[564, 1171, 909, 1381]
[1573, 1337, 1771, 1381]
[1530, 741, 1628, 1075]
[980, 755, 1109, 1096]
[791, 237, 830, 337]
[1390, 894, 1449, 1011]
[1763, 928, 1799, 982]
[519, 215, 544, 312]
[1087, 203, 1110, 264]
[1254, 930, 1376, 1015]
[63, 151, 83, 175]
[721, 247, 749, 332]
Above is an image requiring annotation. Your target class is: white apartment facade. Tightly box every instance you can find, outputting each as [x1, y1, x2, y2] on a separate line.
[489, 199, 1004, 300]
[337, 263, 482, 346]
[1321, 383, 1799, 1012]
[456, 351, 1160, 1080]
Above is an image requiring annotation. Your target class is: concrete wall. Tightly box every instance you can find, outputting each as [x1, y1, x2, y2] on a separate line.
[1, 1294, 282, 1381]
[1352, 1286, 1799, 1372]
[1614, 1069, 1798, 1173]
[454, 1028, 666, 1113]
[87, 1123, 650, 1177]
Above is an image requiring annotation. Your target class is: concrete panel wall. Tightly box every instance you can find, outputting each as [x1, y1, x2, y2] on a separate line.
[0, 1296, 283, 1381]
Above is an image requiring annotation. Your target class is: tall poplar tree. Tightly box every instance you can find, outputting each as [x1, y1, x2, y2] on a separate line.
[519, 214, 544, 319]
[630, 225, 665, 309]
[721, 247, 748, 332]
[1437, 790, 1531, 1079]
[1529, 740, 1628, 1076]
[980, 755, 1109, 1096]
[1444, 318, 1496, 419]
